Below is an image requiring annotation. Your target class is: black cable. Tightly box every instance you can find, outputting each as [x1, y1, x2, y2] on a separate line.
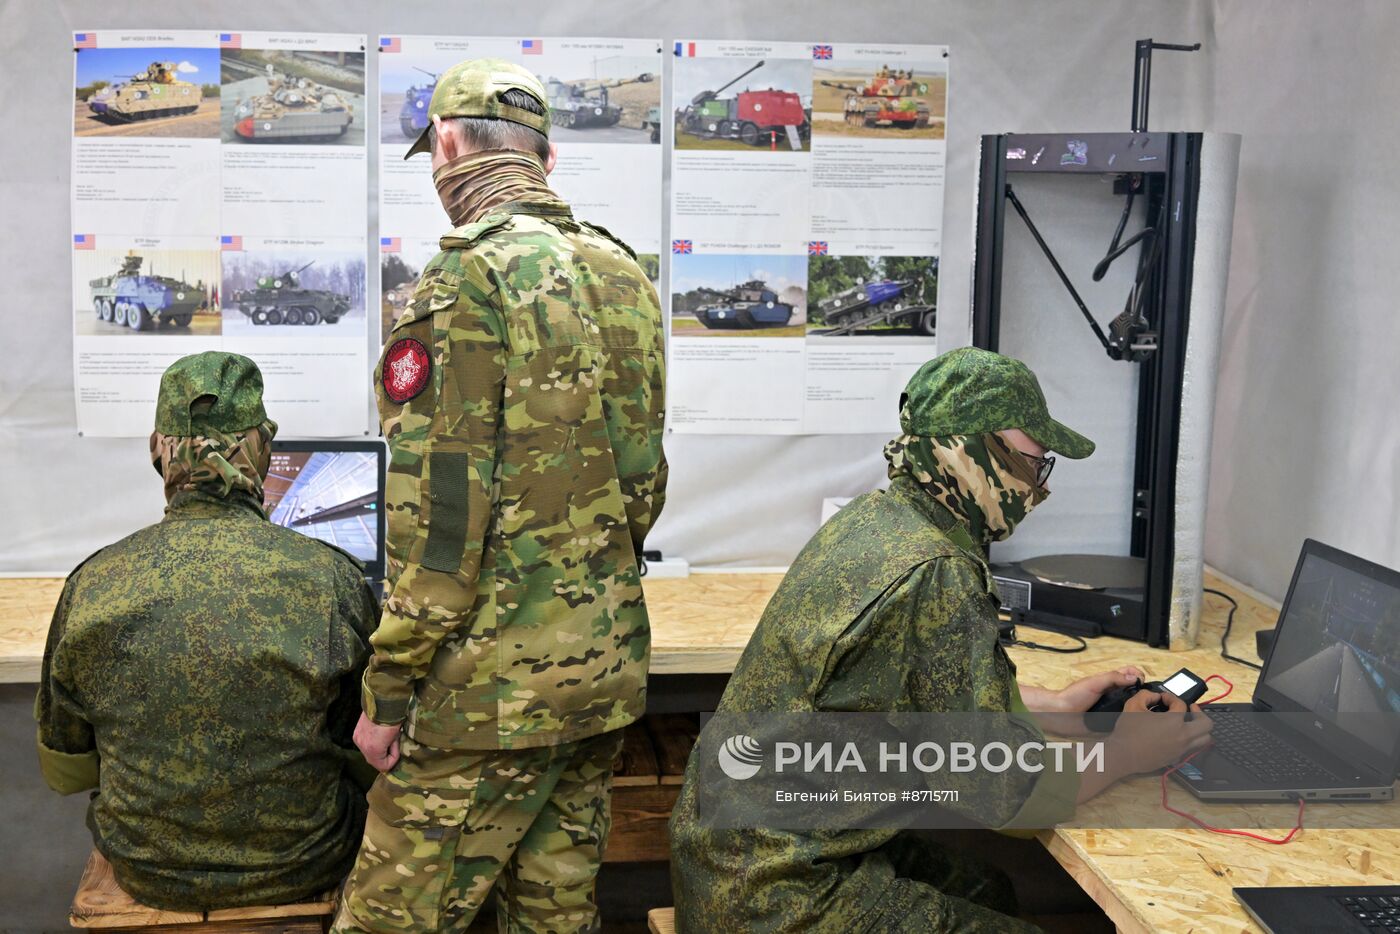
[1205, 587, 1262, 670]
[1005, 622, 1089, 654]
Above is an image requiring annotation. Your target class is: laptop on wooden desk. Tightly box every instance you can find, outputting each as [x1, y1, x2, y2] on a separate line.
[1172, 539, 1400, 802]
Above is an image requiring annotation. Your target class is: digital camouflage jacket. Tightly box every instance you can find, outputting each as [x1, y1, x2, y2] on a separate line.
[669, 475, 1078, 933]
[367, 199, 667, 750]
[36, 490, 379, 911]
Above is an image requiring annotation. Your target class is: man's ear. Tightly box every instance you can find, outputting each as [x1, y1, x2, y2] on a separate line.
[431, 113, 456, 161]
[544, 142, 558, 175]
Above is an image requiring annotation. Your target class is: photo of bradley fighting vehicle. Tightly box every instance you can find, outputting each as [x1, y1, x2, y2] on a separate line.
[87, 61, 202, 122]
[233, 65, 353, 142]
[692, 280, 795, 330]
[232, 262, 350, 325]
[677, 60, 809, 146]
[90, 254, 207, 331]
[819, 67, 931, 129]
[545, 73, 654, 128]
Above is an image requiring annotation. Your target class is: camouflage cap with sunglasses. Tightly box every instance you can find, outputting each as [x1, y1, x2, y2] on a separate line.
[900, 347, 1095, 459]
[403, 57, 550, 159]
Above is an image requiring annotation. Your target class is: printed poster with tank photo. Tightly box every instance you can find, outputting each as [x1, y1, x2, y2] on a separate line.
[667, 40, 947, 435]
[377, 35, 663, 271]
[70, 31, 371, 438]
[378, 236, 440, 342]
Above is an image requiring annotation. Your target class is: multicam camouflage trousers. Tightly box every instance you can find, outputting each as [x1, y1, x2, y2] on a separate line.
[331, 730, 623, 934]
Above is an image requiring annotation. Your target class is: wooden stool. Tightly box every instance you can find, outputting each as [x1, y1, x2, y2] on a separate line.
[70, 850, 336, 932]
[647, 906, 676, 934]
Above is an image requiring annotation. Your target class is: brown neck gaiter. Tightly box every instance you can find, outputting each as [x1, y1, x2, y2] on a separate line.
[432, 150, 558, 227]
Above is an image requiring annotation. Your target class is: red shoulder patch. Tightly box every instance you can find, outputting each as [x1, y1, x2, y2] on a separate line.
[382, 337, 431, 403]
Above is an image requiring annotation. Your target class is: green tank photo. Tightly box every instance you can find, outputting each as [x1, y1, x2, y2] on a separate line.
[233, 262, 350, 326]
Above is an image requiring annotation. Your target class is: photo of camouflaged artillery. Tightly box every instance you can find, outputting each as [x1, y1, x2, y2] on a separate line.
[221, 49, 365, 146]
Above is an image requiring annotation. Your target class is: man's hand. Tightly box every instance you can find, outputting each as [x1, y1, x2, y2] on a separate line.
[354, 713, 403, 772]
[1053, 666, 1145, 713]
[1075, 692, 1213, 802]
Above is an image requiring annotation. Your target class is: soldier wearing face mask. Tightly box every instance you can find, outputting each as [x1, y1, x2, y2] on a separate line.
[668, 348, 1212, 933]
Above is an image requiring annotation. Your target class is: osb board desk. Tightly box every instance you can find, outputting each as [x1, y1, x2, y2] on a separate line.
[6, 571, 1398, 933]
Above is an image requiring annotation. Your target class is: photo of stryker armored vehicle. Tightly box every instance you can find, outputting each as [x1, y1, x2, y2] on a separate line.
[232, 262, 350, 325]
[87, 61, 203, 122]
[233, 65, 353, 142]
[398, 68, 438, 138]
[546, 73, 653, 128]
[89, 254, 207, 331]
[693, 280, 795, 330]
[819, 68, 931, 129]
[677, 60, 810, 147]
[814, 278, 936, 335]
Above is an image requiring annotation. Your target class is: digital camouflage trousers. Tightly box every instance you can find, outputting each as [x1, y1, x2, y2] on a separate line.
[331, 729, 623, 933]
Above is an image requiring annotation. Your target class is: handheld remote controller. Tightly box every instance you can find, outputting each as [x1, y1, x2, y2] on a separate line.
[1083, 668, 1208, 732]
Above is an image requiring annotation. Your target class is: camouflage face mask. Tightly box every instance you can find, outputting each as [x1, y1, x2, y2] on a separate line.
[149, 419, 277, 507]
[432, 148, 555, 227]
[884, 431, 1048, 545]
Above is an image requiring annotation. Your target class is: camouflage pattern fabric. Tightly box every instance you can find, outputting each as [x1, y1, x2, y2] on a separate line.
[884, 432, 1046, 546]
[331, 730, 622, 933]
[153, 351, 269, 436]
[149, 420, 276, 505]
[668, 475, 1075, 933]
[899, 347, 1095, 459]
[404, 58, 551, 158]
[365, 190, 667, 752]
[434, 150, 558, 228]
[35, 488, 380, 911]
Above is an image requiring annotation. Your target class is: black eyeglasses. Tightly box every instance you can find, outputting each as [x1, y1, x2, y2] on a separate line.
[1019, 451, 1056, 488]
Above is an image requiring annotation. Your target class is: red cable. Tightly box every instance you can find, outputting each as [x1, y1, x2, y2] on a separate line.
[1157, 674, 1303, 844]
[1202, 673, 1233, 704]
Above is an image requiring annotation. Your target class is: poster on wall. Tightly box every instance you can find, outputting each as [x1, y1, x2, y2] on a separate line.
[70, 30, 371, 438]
[667, 40, 947, 434]
[377, 35, 663, 341]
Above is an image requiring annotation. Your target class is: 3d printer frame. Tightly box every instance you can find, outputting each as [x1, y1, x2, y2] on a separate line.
[972, 132, 1204, 647]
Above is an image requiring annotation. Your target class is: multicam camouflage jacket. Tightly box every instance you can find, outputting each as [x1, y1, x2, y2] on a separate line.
[367, 199, 667, 750]
[669, 475, 1077, 933]
[36, 490, 379, 911]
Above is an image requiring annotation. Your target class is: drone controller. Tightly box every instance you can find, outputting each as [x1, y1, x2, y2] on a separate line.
[1083, 668, 1208, 732]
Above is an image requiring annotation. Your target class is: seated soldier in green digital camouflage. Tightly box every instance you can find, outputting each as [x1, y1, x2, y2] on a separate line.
[669, 347, 1212, 933]
[35, 352, 379, 911]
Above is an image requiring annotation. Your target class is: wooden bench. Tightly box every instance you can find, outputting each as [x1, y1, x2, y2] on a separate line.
[70, 851, 336, 932]
[606, 713, 699, 863]
[647, 906, 676, 933]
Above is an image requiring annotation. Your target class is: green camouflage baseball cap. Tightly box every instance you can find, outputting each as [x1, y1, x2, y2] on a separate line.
[404, 57, 549, 159]
[900, 347, 1095, 458]
[155, 352, 268, 436]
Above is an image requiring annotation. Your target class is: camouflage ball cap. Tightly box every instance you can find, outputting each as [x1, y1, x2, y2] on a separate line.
[901, 347, 1095, 458]
[404, 57, 550, 159]
[154, 352, 268, 436]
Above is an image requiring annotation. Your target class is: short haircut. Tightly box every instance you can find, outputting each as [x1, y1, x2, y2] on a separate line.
[429, 89, 550, 162]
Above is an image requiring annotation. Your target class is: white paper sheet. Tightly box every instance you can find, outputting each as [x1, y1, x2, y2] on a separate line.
[667, 40, 947, 435]
[376, 34, 664, 340]
[70, 29, 371, 438]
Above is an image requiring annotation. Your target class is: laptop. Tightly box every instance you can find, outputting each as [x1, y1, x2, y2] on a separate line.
[1236, 884, 1400, 933]
[1172, 539, 1400, 802]
[266, 440, 387, 600]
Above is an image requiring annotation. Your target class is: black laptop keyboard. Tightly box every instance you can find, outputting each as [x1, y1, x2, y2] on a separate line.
[1336, 893, 1400, 931]
[1207, 710, 1345, 786]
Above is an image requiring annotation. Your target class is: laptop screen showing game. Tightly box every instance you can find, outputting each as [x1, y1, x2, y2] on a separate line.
[1262, 542, 1400, 762]
[264, 443, 385, 576]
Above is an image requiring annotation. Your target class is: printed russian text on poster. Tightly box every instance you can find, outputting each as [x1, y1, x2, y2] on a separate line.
[71, 30, 370, 438]
[377, 35, 663, 338]
[667, 40, 948, 435]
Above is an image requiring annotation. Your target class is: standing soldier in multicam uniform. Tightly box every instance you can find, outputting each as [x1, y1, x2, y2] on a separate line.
[333, 59, 667, 934]
[36, 352, 378, 911]
[669, 348, 1211, 932]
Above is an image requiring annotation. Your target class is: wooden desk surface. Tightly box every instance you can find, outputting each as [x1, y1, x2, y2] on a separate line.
[5, 569, 1396, 932]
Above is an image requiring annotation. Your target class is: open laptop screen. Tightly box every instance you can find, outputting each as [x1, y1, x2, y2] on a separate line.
[265, 441, 386, 579]
[1259, 540, 1400, 765]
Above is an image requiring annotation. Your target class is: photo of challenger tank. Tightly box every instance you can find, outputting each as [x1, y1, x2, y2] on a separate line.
[811, 60, 947, 140]
[221, 50, 365, 146]
[75, 47, 221, 138]
[672, 254, 807, 338]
